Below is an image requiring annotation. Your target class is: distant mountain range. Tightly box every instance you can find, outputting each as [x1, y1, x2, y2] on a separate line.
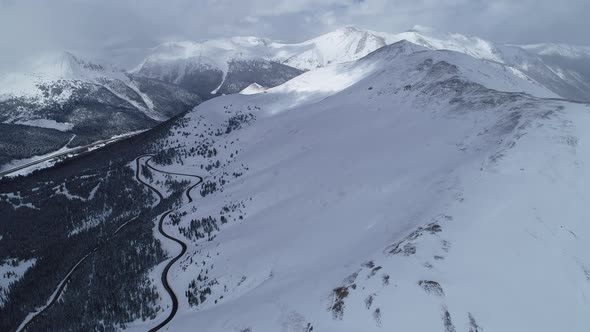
[1, 26, 590, 168]
[3, 25, 590, 332]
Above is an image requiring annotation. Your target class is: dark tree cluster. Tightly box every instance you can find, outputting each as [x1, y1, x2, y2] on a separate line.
[169, 211, 188, 226]
[0, 132, 192, 331]
[200, 180, 218, 197]
[214, 112, 256, 136]
[185, 275, 218, 307]
[0, 123, 73, 165]
[188, 139, 217, 159]
[152, 148, 180, 165]
[179, 216, 219, 241]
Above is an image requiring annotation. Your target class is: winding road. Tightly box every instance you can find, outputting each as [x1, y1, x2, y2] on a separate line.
[16, 154, 202, 332]
[135, 155, 203, 331]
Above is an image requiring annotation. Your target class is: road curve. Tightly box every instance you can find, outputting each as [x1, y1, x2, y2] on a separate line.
[145, 158, 203, 203]
[15, 155, 200, 332]
[136, 155, 202, 332]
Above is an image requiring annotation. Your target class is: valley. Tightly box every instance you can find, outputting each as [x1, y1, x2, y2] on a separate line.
[1, 24, 590, 332]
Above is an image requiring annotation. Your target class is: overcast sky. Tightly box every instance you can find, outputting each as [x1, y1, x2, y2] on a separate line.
[1, 0, 589, 71]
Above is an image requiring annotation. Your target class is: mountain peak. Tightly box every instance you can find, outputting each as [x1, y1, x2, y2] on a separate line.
[30, 51, 107, 80]
[360, 39, 428, 62]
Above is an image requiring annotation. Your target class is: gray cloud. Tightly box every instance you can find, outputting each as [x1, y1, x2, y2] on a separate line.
[1, 0, 589, 72]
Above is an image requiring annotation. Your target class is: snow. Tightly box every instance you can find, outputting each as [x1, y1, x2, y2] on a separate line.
[270, 26, 389, 70]
[3, 26, 590, 331]
[0, 52, 125, 98]
[0, 192, 39, 210]
[0, 51, 162, 123]
[261, 40, 556, 114]
[0, 258, 37, 308]
[386, 26, 505, 63]
[54, 181, 101, 202]
[13, 119, 74, 131]
[239, 83, 268, 95]
[131, 25, 510, 76]
[132, 37, 275, 83]
[15, 250, 94, 332]
[68, 207, 111, 236]
[125, 39, 590, 331]
[132, 25, 584, 104]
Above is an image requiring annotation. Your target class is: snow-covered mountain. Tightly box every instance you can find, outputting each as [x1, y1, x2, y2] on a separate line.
[373, 26, 590, 102]
[270, 26, 389, 70]
[0, 51, 199, 122]
[239, 82, 269, 95]
[134, 25, 590, 103]
[520, 43, 590, 101]
[133, 38, 303, 99]
[3, 26, 590, 331]
[0, 52, 201, 167]
[131, 26, 409, 98]
[115, 40, 590, 332]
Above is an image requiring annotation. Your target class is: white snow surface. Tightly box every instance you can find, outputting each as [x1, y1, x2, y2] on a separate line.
[1, 258, 37, 308]
[239, 83, 269, 95]
[0, 51, 161, 121]
[125, 41, 590, 331]
[13, 119, 74, 131]
[135, 25, 583, 102]
[135, 25, 512, 73]
[0, 52, 123, 97]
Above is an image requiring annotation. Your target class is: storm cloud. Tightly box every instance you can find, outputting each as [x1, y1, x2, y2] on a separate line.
[1, 0, 589, 72]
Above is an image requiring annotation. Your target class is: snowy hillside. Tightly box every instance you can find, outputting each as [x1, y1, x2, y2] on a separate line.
[270, 26, 389, 70]
[379, 26, 590, 102]
[239, 83, 268, 95]
[0, 52, 201, 168]
[520, 43, 590, 101]
[133, 25, 590, 103]
[121, 40, 590, 332]
[3, 25, 590, 332]
[133, 38, 303, 98]
[1, 52, 171, 121]
[135, 26, 390, 77]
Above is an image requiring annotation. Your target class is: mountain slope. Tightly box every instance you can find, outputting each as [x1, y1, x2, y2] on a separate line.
[521, 43, 590, 101]
[133, 38, 303, 99]
[2, 28, 590, 332]
[134, 26, 590, 103]
[270, 26, 389, 70]
[0, 52, 201, 167]
[118, 41, 590, 331]
[385, 26, 590, 101]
